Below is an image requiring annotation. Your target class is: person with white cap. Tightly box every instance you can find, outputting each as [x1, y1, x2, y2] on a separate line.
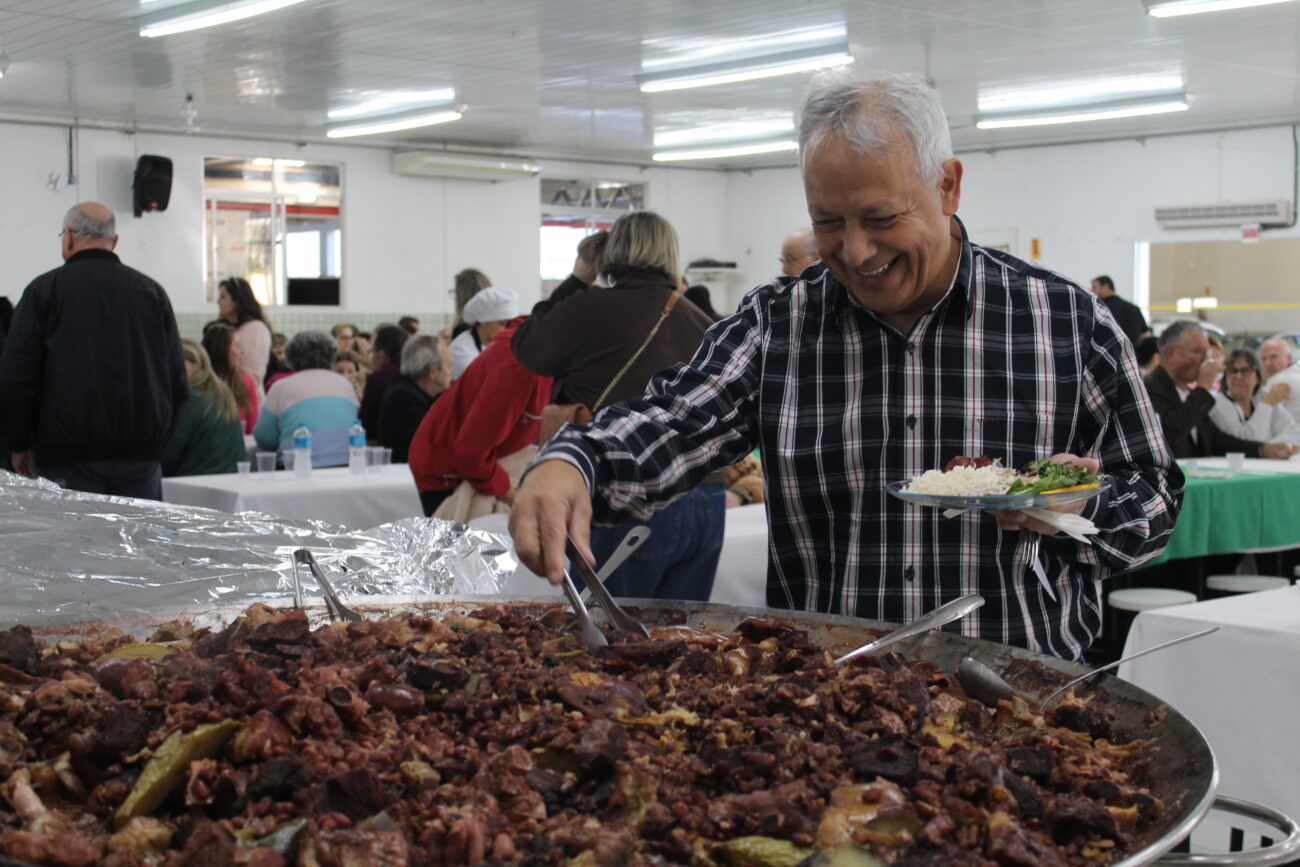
[448, 287, 518, 380]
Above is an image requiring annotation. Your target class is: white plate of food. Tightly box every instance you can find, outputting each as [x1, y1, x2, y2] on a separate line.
[886, 457, 1108, 511]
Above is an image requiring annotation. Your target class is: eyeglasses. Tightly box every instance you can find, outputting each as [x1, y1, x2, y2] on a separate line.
[1226, 367, 1256, 376]
[779, 254, 806, 265]
[1171, 345, 1209, 359]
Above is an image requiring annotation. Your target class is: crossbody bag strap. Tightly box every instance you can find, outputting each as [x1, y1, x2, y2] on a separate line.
[590, 291, 680, 413]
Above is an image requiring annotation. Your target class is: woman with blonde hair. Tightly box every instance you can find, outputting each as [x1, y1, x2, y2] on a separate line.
[511, 211, 723, 601]
[161, 339, 247, 476]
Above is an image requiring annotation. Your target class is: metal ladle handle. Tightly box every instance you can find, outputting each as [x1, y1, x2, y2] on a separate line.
[834, 594, 985, 666]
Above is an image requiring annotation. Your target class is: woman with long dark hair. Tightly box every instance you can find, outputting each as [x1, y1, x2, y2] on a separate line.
[511, 212, 723, 601]
[216, 277, 273, 386]
[202, 321, 260, 435]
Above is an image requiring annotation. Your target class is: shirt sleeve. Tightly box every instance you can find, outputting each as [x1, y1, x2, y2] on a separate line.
[1053, 312, 1184, 573]
[536, 291, 764, 524]
[510, 276, 592, 377]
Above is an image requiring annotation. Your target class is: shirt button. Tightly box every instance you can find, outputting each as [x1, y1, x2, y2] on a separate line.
[904, 566, 915, 581]
[906, 342, 916, 353]
[906, 415, 916, 429]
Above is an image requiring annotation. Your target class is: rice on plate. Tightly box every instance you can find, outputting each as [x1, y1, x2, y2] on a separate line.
[904, 463, 1018, 497]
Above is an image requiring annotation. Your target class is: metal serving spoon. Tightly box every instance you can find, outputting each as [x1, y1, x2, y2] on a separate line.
[956, 625, 1220, 710]
[834, 594, 985, 667]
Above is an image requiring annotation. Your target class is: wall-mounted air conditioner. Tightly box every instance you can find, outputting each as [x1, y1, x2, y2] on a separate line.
[1154, 200, 1292, 229]
[391, 151, 541, 182]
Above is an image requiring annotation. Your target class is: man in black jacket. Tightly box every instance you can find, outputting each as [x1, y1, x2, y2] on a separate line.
[0, 202, 188, 499]
[1090, 275, 1150, 348]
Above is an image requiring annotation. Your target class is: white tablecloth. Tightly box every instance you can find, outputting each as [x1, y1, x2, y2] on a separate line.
[162, 465, 423, 531]
[1118, 585, 1300, 827]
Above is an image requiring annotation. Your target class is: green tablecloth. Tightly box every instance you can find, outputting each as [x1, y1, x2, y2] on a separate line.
[1142, 470, 1300, 566]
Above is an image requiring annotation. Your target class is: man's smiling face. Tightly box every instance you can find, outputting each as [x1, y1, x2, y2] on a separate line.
[803, 132, 963, 329]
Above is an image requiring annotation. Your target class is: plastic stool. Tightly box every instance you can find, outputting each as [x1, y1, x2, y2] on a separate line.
[1206, 574, 1290, 596]
[1107, 588, 1198, 612]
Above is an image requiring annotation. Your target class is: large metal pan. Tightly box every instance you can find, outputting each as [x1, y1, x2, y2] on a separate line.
[34, 595, 1300, 866]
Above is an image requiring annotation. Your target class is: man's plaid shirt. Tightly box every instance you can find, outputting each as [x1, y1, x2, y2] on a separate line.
[544, 222, 1183, 659]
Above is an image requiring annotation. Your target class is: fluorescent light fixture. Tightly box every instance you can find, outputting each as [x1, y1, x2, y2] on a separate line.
[140, 0, 311, 37]
[654, 118, 794, 148]
[637, 45, 852, 93]
[978, 73, 1184, 113]
[326, 108, 462, 139]
[328, 88, 456, 120]
[1192, 296, 1219, 309]
[1176, 297, 1194, 313]
[252, 158, 306, 167]
[1146, 0, 1299, 17]
[640, 24, 847, 71]
[653, 139, 798, 162]
[296, 183, 318, 204]
[975, 94, 1189, 129]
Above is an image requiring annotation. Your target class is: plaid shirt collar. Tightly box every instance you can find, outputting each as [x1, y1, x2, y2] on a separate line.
[824, 215, 977, 328]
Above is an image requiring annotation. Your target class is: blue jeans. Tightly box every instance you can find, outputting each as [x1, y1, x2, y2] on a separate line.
[587, 484, 725, 602]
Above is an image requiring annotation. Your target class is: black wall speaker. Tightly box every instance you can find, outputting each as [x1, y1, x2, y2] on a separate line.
[132, 155, 173, 217]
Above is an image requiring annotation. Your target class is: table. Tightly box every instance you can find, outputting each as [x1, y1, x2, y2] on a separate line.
[1140, 457, 1300, 566]
[162, 465, 423, 531]
[1118, 586, 1300, 830]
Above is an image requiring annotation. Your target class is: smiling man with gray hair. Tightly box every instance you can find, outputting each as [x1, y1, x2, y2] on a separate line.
[510, 67, 1181, 660]
[0, 202, 187, 499]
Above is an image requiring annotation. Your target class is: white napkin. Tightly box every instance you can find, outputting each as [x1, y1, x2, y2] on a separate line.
[938, 508, 1100, 602]
[940, 507, 1098, 544]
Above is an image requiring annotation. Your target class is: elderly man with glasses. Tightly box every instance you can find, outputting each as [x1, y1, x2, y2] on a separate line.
[1145, 320, 1296, 460]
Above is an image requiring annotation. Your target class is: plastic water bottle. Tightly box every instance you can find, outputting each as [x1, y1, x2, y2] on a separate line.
[348, 420, 367, 475]
[292, 424, 312, 480]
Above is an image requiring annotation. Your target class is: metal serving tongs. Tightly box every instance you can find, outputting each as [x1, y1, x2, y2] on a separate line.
[566, 534, 652, 639]
[292, 549, 364, 623]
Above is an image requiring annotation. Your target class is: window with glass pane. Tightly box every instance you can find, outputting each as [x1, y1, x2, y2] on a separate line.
[203, 158, 343, 306]
[539, 178, 642, 296]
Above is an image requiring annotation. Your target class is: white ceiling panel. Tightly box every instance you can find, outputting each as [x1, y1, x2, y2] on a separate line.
[0, 0, 1296, 167]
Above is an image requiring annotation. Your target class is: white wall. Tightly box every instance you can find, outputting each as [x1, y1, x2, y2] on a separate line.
[0, 122, 730, 319]
[723, 125, 1300, 334]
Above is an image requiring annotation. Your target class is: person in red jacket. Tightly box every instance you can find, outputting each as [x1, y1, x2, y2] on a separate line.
[408, 317, 551, 517]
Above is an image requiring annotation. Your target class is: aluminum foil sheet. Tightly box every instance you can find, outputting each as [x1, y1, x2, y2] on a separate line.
[0, 471, 512, 628]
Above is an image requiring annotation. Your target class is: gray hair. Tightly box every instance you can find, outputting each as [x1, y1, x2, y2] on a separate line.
[63, 204, 116, 240]
[400, 334, 443, 379]
[285, 330, 338, 371]
[798, 68, 953, 185]
[1157, 320, 1203, 352]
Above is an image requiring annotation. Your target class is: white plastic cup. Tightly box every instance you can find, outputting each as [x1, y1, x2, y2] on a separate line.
[256, 452, 276, 474]
[236, 461, 251, 476]
[367, 446, 383, 473]
[283, 450, 295, 472]
[1226, 451, 1245, 473]
[381, 447, 393, 467]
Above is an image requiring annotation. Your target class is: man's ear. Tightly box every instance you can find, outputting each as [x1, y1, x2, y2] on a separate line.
[939, 159, 963, 217]
[110, 235, 120, 251]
